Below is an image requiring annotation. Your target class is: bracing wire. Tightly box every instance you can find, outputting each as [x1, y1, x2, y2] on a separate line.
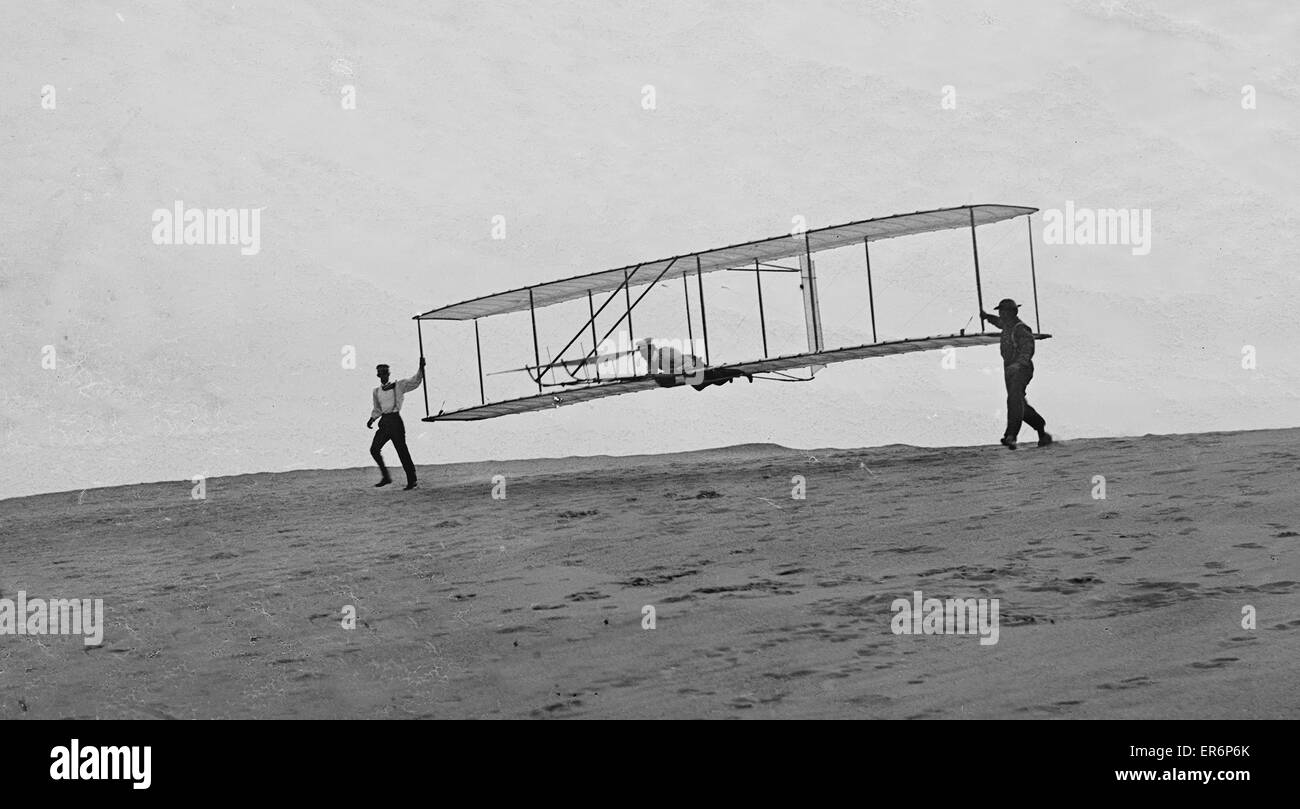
[754, 376, 813, 383]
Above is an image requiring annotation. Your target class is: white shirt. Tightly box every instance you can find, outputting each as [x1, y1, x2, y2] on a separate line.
[370, 367, 424, 418]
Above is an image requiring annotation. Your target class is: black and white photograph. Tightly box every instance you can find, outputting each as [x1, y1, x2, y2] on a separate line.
[1, 0, 1294, 783]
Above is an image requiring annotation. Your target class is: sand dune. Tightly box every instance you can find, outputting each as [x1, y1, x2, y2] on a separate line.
[1, 428, 1296, 719]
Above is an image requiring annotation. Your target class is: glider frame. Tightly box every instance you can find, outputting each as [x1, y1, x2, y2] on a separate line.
[412, 204, 1047, 422]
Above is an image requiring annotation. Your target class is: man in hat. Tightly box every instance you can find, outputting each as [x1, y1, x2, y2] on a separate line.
[981, 299, 1051, 450]
[366, 358, 425, 488]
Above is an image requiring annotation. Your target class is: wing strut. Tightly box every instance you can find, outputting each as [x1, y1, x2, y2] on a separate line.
[528, 289, 542, 392]
[969, 207, 986, 333]
[682, 271, 695, 354]
[587, 290, 600, 381]
[1027, 213, 1041, 333]
[864, 238, 878, 343]
[474, 319, 486, 405]
[800, 231, 825, 374]
[696, 255, 710, 365]
[416, 318, 430, 418]
[624, 269, 634, 344]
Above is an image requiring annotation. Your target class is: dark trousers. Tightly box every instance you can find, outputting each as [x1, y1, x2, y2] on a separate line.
[371, 413, 416, 484]
[1004, 364, 1046, 438]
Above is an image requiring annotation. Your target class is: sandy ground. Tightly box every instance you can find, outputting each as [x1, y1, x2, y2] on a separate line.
[1, 428, 1296, 719]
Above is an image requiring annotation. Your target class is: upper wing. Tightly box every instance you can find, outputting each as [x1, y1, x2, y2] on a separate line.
[416, 205, 1036, 321]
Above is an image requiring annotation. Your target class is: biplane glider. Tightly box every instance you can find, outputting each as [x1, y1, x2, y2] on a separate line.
[412, 204, 1049, 421]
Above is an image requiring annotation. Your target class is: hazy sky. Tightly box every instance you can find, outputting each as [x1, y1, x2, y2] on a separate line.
[2, 0, 1297, 499]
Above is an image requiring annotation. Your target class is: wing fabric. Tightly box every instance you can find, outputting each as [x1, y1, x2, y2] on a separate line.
[423, 332, 1050, 421]
[417, 205, 1037, 321]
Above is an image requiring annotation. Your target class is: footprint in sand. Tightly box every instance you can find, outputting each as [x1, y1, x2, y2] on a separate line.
[1200, 566, 1240, 578]
[1015, 702, 1080, 715]
[881, 545, 944, 555]
[565, 590, 609, 602]
[1098, 675, 1153, 691]
[846, 693, 891, 708]
[677, 687, 716, 697]
[1028, 575, 1102, 595]
[619, 569, 699, 587]
[660, 593, 696, 603]
[1221, 635, 1257, 646]
[530, 697, 583, 718]
[999, 612, 1050, 626]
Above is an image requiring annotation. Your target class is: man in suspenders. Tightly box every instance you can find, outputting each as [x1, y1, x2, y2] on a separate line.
[367, 359, 425, 489]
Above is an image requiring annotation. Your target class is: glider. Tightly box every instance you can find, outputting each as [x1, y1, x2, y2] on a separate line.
[412, 204, 1049, 421]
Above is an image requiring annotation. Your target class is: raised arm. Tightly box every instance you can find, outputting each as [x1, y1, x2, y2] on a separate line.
[980, 311, 1004, 329]
[400, 358, 426, 393]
